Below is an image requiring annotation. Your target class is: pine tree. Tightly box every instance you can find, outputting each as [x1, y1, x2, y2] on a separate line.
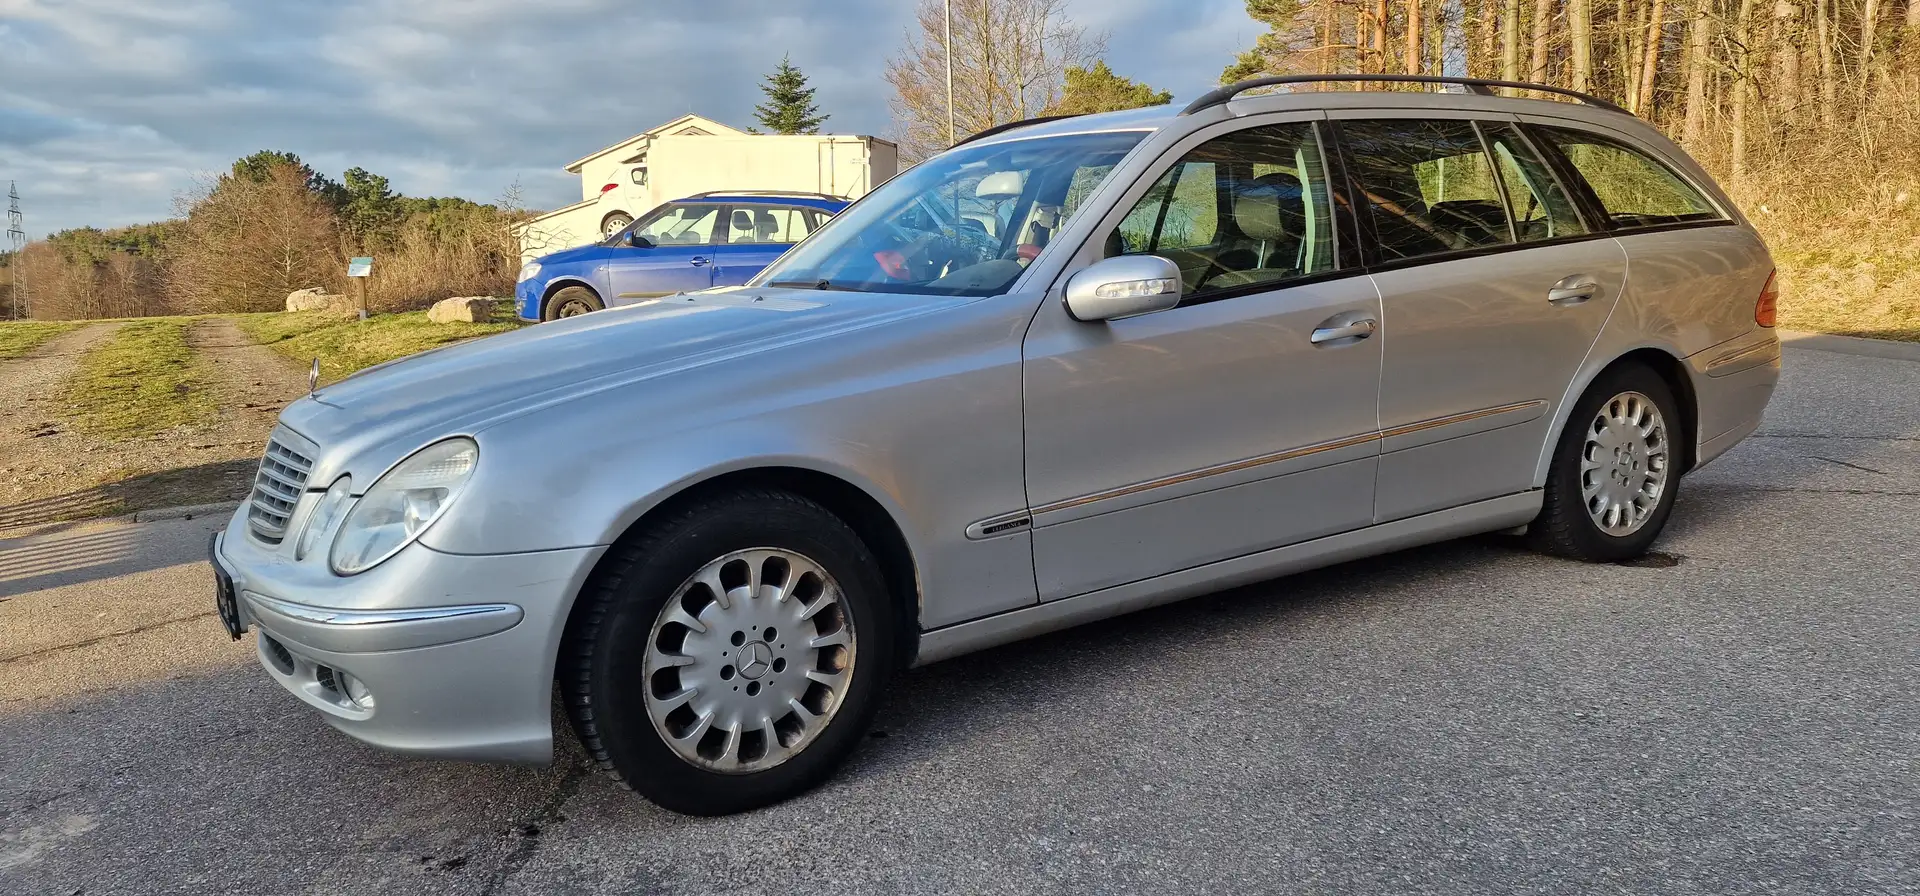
[753, 55, 829, 134]
[1046, 62, 1173, 115]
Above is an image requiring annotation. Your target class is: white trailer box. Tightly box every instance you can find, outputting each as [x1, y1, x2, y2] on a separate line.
[520, 132, 897, 259]
[645, 134, 895, 211]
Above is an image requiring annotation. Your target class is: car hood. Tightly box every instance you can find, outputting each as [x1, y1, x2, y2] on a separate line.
[281, 287, 965, 455]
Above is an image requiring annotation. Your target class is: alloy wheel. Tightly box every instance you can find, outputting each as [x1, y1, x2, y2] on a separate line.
[1579, 390, 1670, 536]
[642, 548, 855, 774]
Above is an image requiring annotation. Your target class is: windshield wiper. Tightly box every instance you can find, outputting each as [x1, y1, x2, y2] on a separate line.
[768, 279, 842, 291]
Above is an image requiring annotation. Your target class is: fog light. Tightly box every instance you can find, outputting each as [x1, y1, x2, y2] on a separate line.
[339, 672, 375, 710]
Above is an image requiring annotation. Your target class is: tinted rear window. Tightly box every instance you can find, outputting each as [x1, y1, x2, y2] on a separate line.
[1536, 127, 1721, 229]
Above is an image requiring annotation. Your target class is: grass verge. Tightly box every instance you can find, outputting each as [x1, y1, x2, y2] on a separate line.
[230, 308, 522, 384]
[0, 321, 85, 359]
[1773, 254, 1920, 343]
[62, 318, 217, 439]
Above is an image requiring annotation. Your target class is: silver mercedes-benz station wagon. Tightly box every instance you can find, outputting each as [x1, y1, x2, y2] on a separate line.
[211, 75, 1781, 814]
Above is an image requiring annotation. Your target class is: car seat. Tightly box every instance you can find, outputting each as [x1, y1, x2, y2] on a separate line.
[732, 210, 757, 243]
[753, 210, 782, 243]
[1205, 172, 1306, 289]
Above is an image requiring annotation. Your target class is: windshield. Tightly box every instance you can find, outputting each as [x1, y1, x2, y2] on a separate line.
[755, 130, 1149, 297]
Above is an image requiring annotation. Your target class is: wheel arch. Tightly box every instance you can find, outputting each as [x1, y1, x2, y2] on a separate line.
[1535, 345, 1700, 486]
[563, 464, 924, 674]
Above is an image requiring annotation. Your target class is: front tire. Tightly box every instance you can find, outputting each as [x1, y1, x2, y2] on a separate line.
[1528, 363, 1682, 561]
[543, 286, 603, 321]
[561, 490, 895, 816]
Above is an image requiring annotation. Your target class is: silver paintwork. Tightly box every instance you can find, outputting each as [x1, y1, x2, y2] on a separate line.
[218, 89, 1780, 766]
[643, 548, 854, 773]
[1580, 391, 1670, 535]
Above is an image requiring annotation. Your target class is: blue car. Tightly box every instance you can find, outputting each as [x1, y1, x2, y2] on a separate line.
[515, 192, 849, 322]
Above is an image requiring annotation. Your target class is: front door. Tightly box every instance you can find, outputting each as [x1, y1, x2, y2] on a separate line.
[605, 202, 722, 303]
[1022, 116, 1384, 601]
[1332, 115, 1628, 522]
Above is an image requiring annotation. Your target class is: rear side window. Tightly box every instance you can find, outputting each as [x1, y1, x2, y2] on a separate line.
[1337, 119, 1515, 261]
[1481, 124, 1588, 241]
[1535, 127, 1720, 228]
[726, 207, 814, 244]
[1107, 122, 1338, 299]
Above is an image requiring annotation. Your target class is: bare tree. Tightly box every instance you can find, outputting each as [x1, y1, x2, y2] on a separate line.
[1683, 0, 1716, 144]
[1531, 0, 1557, 78]
[168, 163, 341, 313]
[885, 0, 1103, 160]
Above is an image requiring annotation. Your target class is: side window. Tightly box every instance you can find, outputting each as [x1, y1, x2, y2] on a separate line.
[1338, 119, 1515, 261]
[1535, 126, 1720, 228]
[727, 207, 812, 244]
[1481, 124, 1588, 241]
[635, 203, 721, 245]
[1107, 122, 1337, 297]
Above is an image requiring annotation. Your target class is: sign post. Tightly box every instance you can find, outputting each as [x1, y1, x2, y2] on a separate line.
[346, 256, 373, 321]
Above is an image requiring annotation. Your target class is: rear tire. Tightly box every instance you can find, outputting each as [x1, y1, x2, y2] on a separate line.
[1528, 363, 1682, 562]
[560, 489, 895, 816]
[601, 212, 634, 238]
[543, 286, 603, 321]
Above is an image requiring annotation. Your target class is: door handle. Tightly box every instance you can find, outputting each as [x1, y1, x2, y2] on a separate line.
[1310, 317, 1377, 344]
[1548, 274, 1599, 305]
[689, 256, 709, 267]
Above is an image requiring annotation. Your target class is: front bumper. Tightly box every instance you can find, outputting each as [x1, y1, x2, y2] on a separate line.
[514, 277, 542, 321]
[213, 515, 605, 764]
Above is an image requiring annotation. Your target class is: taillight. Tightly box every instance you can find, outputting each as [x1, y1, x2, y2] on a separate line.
[1755, 270, 1778, 328]
[600, 183, 619, 194]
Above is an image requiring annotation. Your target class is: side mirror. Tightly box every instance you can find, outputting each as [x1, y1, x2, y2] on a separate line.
[1063, 255, 1183, 322]
[626, 233, 653, 249]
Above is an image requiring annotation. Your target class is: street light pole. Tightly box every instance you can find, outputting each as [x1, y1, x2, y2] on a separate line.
[944, 0, 955, 145]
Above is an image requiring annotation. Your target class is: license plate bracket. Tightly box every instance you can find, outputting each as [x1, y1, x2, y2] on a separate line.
[209, 533, 244, 641]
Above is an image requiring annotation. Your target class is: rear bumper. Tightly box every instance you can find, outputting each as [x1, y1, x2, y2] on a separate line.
[1690, 331, 1782, 470]
[214, 525, 605, 764]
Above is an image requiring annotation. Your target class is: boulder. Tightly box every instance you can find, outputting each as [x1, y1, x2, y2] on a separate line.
[427, 296, 496, 324]
[285, 287, 340, 312]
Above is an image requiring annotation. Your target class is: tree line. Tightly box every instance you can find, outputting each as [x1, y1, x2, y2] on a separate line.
[2, 152, 524, 320]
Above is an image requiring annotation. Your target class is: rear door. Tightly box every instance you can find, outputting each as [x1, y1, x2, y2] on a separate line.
[604, 202, 722, 303]
[710, 205, 820, 287]
[1524, 120, 1765, 354]
[1334, 114, 1628, 522]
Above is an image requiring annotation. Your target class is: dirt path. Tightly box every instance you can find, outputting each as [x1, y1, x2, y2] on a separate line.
[0, 324, 123, 526]
[0, 318, 309, 531]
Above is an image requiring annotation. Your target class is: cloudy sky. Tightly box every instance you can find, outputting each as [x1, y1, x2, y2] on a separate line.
[0, 0, 1261, 238]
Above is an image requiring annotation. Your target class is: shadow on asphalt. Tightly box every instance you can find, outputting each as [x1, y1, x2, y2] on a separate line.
[0, 459, 256, 531]
[0, 526, 154, 601]
[854, 535, 1522, 773]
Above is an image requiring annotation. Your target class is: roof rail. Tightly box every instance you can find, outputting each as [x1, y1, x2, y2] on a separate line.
[950, 114, 1083, 149]
[1179, 74, 1630, 116]
[684, 190, 845, 201]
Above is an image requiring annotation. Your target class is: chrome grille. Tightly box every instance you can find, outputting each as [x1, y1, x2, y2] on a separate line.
[248, 435, 315, 544]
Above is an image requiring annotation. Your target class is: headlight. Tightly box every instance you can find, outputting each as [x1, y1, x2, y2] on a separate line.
[329, 439, 477, 576]
[295, 475, 353, 561]
[516, 261, 542, 283]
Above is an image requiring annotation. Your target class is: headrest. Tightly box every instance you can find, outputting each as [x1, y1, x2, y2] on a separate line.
[731, 210, 754, 230]
[1231, 172, 1305, 242]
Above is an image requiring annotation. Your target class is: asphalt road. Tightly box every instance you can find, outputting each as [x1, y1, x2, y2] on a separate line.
[3, 336, 1915, 895]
